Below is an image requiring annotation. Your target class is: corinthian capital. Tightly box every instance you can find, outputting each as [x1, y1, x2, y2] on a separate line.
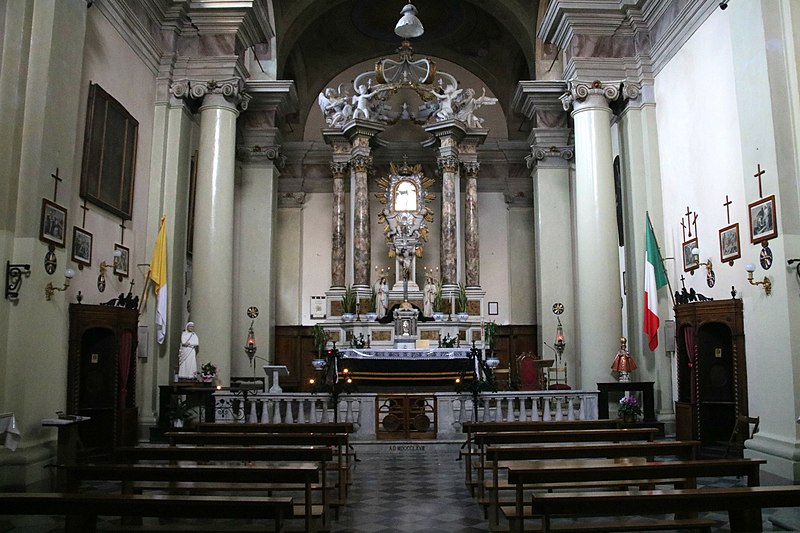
[330, 161, 349, 178]
[560, 80, 640, 111]
[462, 161, 480, 178]
[170, 78, 251, 111]
[437, 155, 459, 174]
[350, 155, 372, 173]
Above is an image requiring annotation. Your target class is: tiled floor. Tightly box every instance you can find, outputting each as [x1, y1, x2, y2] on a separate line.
[2, 442, 800, 532]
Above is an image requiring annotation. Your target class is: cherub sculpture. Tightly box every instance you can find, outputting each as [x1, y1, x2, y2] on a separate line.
[351, 84, 380, 120]
[432, 83, 463, 121]
[455, 87, 499, 128]
[317, 85, 353, 127]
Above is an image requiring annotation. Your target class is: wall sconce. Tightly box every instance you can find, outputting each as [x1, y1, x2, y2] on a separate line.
[97, 249, 123, 291]
[5, 262, 32, 301]
[45, 268, 75, 300]
[789, 258, 800, 278]
[745, 263, 772, 295]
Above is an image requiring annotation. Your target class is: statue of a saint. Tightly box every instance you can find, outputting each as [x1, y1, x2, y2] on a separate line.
[177, 322, 199, 379]
[375, 276, 389, 319]
[423, 276, 436, 317]
[610, 336, 637, 382]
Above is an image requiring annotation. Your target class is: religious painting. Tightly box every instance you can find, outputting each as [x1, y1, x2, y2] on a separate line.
[682, 238, 699, 272]
[718, 223, 741, 264]
[71, 226, 93, 267]
[39, 199, 67, 248]
[748, 195, 777, 244]
[114, 243, 130, 278]
[80, 82, 138, 220]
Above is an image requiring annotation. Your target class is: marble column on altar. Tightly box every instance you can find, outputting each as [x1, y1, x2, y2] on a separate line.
[427, 121, 466, 287]
[462, 161, 480, 288]
[560, 80, 637, 388]
[330, 161, 348, 288]
[171, 78, 249, 386]
[343, 121, 383, 288]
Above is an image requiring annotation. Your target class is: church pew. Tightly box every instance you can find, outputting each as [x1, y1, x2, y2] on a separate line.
[482, 440, 700, 526]
[113, 445, 336, 528]
[163, 431, 351, 504]
[500, 457, 766, 533]
[0, 492, 293, 533]
[468, 427, 658, 495]
[461, 420, 621, 491]
[532, 485, 800, 533]
[64, 462, 320, 533]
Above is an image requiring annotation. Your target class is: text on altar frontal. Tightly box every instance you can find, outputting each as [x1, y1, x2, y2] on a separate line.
[388, 444, 426, 452]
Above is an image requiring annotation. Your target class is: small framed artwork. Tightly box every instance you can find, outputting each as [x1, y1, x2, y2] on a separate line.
[488, 301, 499, 316]
[310, 296, 326, 319]
[718, 223, 741, 264]
[682, 237, 699, 272]
[114, 243, 130, 278]
[71, 226, 93, 267]
[748, 195, 777, 244]
[39, 199, 67, 248]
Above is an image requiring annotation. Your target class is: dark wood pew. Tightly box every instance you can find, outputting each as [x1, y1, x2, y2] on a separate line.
[114, 445, 336, 528]
[532, 485, 800, 533]
[501, 457, 766, 533]
[468, 427, 658, 495]
[461, 419, 621, 490]
[0, 492, 293, 533]
[482, 440, 700, 526]
[65, 462, 320, 532]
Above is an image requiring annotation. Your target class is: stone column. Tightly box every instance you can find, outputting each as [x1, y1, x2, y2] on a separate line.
[426, 121, 467, 288]
[171, 78, 249, 386]
[330, 161, 348, 288]
[343, 121, 383, 289]
[462, 161, 481, 288]
[560, 80, 637, 389]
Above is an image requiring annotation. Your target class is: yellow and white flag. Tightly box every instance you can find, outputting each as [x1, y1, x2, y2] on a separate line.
[149, 215, 168, 344]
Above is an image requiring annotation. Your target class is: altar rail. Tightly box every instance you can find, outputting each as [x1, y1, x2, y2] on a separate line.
[211, 390, 598, 440]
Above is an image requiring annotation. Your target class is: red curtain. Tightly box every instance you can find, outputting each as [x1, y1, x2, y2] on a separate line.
[683, 326, 696, 403]
[118, 330, 134, 409]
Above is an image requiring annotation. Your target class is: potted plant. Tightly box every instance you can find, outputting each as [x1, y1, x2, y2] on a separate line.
[197, 362, 217, 383]
[484, 321, 498, 350]
[365, 288, 378, 321]
[312, 324, 328, 358]
[456, 283, 469, 321]
[341, 285, 356, 321]
[618, 395, 642, 423]
[167, 399, 194, 428]
[432, 286, 444, 321]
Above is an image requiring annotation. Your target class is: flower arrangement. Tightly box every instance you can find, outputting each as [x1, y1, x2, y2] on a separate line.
[197, 362, 217, 383]
[351, 333, 368, 349]
[440, 333, 457, 348]
[618, 395, 642, 420]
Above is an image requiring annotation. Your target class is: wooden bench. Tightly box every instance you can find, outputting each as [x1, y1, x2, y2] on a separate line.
[500, 457, 766, 533]
[0, 492, 293, 533]
[469, 427, 658, 495]
[482, 440, 700, 525]
[461, 420, 621, 490]
[164, 431, 352, 502]
[114, 445, 337, 527]
[532, 485, 800, 532]
[65, 462, 320, 532]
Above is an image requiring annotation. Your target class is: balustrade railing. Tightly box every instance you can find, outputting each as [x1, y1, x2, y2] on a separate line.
[211, 390, 598, 440]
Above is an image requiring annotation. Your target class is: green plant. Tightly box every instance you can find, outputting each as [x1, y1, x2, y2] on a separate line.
[341, 285, 356, 314]
[484, 321, 498, 348]
[440, 333, 457, 348]
[367, 287, 377, 313]
[618, 395, 642, 419]
[167, 399, 194, 423]
[312, 324, 328, 355]
[433, 285, 444, 313]
[456, 283, 468, 313]
[198, 362, 217, 381]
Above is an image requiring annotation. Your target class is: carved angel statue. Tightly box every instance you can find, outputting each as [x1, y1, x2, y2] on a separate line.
[455, 88, 498, 128]
[351, 84, 380, 120]
[318, 85, 353, 127]
[431, 83, 463, 121]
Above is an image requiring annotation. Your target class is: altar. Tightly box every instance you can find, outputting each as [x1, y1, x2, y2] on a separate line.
[338, 347, 475, 387]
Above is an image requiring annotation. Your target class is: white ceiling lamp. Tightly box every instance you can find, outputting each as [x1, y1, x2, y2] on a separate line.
[394, 1, 424, 39]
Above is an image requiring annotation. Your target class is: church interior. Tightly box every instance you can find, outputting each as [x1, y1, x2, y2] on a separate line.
[2, 0, 800, 530]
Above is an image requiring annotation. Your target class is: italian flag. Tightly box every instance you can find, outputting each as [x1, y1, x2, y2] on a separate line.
[644, 216, 668, 351]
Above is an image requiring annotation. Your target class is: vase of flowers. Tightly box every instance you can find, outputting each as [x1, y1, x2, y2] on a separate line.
[618, 395, 642, 422]
[197, 362, 218, 383]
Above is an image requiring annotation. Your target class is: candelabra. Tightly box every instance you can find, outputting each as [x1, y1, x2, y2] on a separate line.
[309, 343, 356, 422]
[455, 342, 498, 421]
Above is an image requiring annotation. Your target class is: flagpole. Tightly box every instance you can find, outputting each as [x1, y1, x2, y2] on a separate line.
[646, 211, 676, 307]
[138, 270, 152, 314]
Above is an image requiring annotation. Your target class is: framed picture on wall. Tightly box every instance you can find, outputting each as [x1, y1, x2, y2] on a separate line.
[719, 223, 741, 264]
[310, 296, 326, 319]
[748, 195, 777, 244]
[682, 237, 699, 272]
[114, 243, 130, 278]
[39, 199, 67, 248]
[488, 301, 499, 316]
[71, 226, 93, 267]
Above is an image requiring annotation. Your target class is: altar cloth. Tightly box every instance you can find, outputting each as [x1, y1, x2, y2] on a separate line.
[337, 348, 475, 385]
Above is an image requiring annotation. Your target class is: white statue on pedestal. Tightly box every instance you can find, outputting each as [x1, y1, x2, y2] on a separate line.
[177, 322, 199, 379]
[375, 276, 389, 319]
[423, 276, 436, 317]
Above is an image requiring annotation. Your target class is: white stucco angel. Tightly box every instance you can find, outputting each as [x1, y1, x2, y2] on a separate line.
[318, 85, 353, 127]
[351, 84, 380, 120]
[432, 83, 463, 121]
[455, 87, 498, 128]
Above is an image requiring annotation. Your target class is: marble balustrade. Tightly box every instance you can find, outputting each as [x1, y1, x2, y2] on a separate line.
[212, 390, 599, 440]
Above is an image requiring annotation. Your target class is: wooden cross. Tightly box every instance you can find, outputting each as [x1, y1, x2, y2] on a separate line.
[51, 168, 63, 201]
[680, 219, 687, 241]
[80, 199, 90, 227]
[680, 274, 686, 289]
[723, 195, 732, 224]
[119, 219, 126, 244]
[753, 163, 766, 198]
[692, 213, 698, 237]
[684, 206, 693, 237]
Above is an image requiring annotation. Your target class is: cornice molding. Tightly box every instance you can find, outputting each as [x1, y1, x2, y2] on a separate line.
[95, 0, 163, 75]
